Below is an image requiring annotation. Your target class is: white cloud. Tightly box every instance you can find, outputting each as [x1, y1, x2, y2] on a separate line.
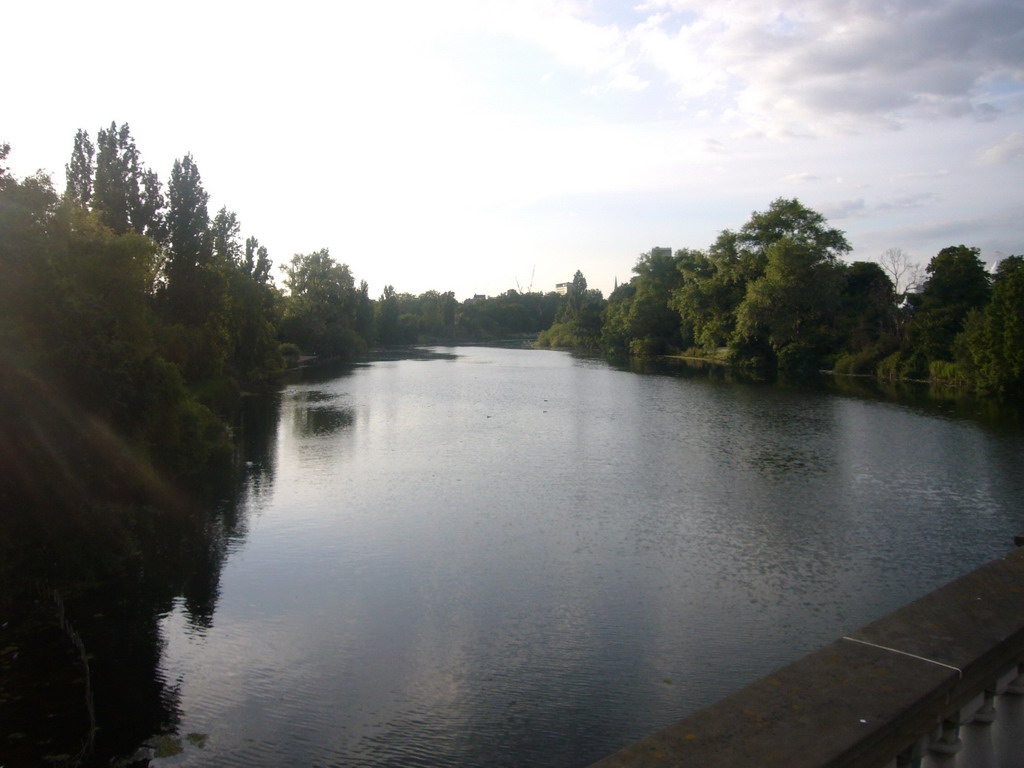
[703, 138, 729, 154]
[876, 193, 939, 211]
[888, 169, 951, 182]
[2, 0, 1022, 299]
[781, 172, 820, 183]
[626, 0, 1024, 135]
[822, 198, 867, 220]
[979, 131, 1024, 165]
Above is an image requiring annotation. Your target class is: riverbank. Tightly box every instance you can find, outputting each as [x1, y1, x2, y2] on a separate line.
[5, 346, 1023, 767]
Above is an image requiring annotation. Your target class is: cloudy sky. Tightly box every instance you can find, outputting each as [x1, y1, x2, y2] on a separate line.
[4, 0, 1022, 299]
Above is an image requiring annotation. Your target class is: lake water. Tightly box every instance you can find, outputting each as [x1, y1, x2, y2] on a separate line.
[105, 348, 1024, 765]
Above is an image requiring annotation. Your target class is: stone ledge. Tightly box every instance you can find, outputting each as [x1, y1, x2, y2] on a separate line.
[588, 548, 1024, 768]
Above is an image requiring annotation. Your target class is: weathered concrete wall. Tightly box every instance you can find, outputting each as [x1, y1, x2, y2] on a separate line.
[588, 547, 1024, 768]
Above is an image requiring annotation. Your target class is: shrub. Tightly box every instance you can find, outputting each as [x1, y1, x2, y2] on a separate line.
[876, 351, 901, 381]
[628, 337, 659, 357]
[279, 343, 301, 366]
[834, 347, 878, 375]
[928, 360, 967, 385]
[776, 341, 823, 373]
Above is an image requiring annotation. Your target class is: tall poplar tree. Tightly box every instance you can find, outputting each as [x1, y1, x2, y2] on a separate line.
[90, 122, 165, 239]
[211, 211, 283, 382]
[64, 128, 94, 206]
[163, 153, 213, 321]
[244, 235, 272, 283]
[137, 167, 167, 244]
[93, 122, 140, 233]
[159, 153, 234, 386]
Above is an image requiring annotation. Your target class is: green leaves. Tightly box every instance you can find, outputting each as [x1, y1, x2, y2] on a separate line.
[958, 255, 1024, 395]
[674, 200, 852, 369]
[64, 129, 94, 206]
[604, 249, 688, 355]
[910, 245, 991, 362]
[279, 249, 364, 358]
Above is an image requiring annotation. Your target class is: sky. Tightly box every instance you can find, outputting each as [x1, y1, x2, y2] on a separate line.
[3, 0, 1022, 300]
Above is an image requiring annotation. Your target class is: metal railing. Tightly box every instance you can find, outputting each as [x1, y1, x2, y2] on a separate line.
[588, 545, 1024, 768]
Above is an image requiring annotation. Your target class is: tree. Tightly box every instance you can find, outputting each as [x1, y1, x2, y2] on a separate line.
[601, 281, 637, 354]
[244, 235, 272, 283]
[670, 249, 739, 351]
[64, 129, 94, 206]
[413, 290, 457, 340]
[723, 197, 851, 281]
[158, 154, 235, 387]
[673, 199, 851, 369]
[162, 153, 214, 322]
[48, 208, 162, 424]
[280, 248, 364, 358]
[958, 255, 1024, 395]
[212, 207, 243, 266]
[838, 261, 898, 351]
[88, 122, 165, 240]
[908, 245, 991, 362]
[137, 167, 167, 244]
[453, 290, 560, 341]
[93, 122, 141, 233]
[355, 280, 376, 346]
[208, 213, 283, 383]
[734, 237, 846, 370]
[1, 164, 61, 370]
[377, 284, 401, 346]
[879, 247, 922, 301]
[0, 164, 227, 475]
[537, 270, 605, 350]
[603, 248, 688, 355]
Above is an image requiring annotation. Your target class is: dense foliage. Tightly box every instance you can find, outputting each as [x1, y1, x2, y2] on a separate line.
[5, 132, 1017, 767]
[0, 127, 567, 489]
[536, 270, 605, 351]
[540, 199, 1020, 397]
[1, 131, 1019, 535]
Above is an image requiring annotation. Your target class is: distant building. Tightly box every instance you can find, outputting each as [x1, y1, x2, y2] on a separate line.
[651, 246, 672, 258]
[555, 282, 571, 295]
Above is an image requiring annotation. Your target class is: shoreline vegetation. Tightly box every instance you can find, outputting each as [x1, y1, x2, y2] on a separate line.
[0, 123, 1020, 767]
[535, 199, 1021, 401]
[0, 123, 1019, 504]
[1, 124, 1020, 485]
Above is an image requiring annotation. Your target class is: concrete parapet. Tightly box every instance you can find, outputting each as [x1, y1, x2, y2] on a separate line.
[588, 547, 1024, 768]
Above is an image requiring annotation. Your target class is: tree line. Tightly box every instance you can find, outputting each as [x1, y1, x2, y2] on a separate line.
[0, 130, 1019, 630]
[0, 125, 572, 480]
[1, 128, 1019, 492]
[538, 198, 1022, 397]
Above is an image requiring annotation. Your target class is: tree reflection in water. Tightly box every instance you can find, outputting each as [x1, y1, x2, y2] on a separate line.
[0, 367, 280, 766]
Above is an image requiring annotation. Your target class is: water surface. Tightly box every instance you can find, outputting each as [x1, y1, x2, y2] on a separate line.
[150, 346, 1024, 767]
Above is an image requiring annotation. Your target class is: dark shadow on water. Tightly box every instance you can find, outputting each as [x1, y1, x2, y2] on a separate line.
[0, 372, 282, 767]
[821, 374, 1024, 432]
[288, 347, 461, 385]
[293, 404, 355, 437]
[612, 355, 1024, 433]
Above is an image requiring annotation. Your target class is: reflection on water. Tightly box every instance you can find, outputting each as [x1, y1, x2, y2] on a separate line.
[290, 391, 355, 438]
[141, 347, 1024, 768]
[4, 348, 1022, 767]
[0, 389, 282, 767]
